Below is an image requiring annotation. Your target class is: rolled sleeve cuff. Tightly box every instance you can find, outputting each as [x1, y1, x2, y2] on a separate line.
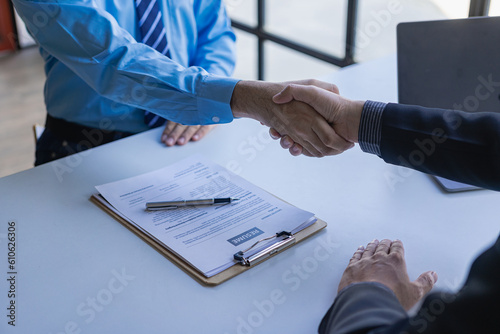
[358, 100, 387, 156]
[196, 75, 240, 124]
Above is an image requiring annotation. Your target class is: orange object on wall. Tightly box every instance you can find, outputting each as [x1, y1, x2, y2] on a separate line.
[0, 0, 18, 52]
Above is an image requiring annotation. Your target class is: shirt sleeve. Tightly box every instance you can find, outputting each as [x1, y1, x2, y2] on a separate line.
[358, 101, 387, 156]
[12, 0, 239, 126]
[191, 0, 236, 77]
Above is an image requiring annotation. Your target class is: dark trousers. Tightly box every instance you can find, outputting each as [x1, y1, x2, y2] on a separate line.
[35, 115, 134, 166]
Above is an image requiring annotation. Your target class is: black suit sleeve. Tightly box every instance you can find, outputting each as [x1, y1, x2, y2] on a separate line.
[380, 103, 500, 191]
[318, 283, 406, 334]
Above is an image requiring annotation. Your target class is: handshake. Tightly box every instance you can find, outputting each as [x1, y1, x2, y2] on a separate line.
[230, 80, 366, 157]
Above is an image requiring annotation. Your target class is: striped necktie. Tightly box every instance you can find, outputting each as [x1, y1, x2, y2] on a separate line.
[135, 0, 169, 128]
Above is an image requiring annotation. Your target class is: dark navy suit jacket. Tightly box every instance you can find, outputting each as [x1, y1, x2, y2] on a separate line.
[381, 103, 500, 191]
[319, 104, 500, 334]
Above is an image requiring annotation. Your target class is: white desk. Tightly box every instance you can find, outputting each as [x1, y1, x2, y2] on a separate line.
[1, 56, 499, 333]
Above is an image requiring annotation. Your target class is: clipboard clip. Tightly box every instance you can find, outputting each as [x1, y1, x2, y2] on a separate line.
[233, 231, 295, 266]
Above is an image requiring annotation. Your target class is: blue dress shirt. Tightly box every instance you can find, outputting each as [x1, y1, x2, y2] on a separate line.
[13, 0, 238, 133]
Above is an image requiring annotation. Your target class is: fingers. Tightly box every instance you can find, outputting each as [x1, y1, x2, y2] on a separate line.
[269, 128, 282, 140]
[311, 118, 354, 154]
[273, 85, 352, 147]
[161, 122, 215, 146]
[298, 126, 339, 157]
[414, 271, 438, 297]
[274, 118, 352, 157]
[359, 239, 404, 258]
[162, 121, 179, 146]
[297, 110, 347, 157]
[361, 239, 380, 258]
[269, 130, 305, 156]
[191, 125, 216, 142]
[350, 245, 365, 263]
[289, 143, 304, 156]
[271, 106, 335, 157]
[177, 126, 200, 145]
[390, 239, 405, 257]
[280, 136, 294, 149]
[162, 122, 192, 146]
[374, 239, 392, 255]
[269, 131, 304, 156]
[280, 136, 306, 156]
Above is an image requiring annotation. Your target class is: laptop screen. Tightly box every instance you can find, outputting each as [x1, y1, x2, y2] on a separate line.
[397, 16, 500, 113]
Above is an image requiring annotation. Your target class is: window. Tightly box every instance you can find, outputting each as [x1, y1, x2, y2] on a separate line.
[227, 0, 492, 81]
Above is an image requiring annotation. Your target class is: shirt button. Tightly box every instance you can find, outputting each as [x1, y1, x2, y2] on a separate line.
[212, 116, 220, 123]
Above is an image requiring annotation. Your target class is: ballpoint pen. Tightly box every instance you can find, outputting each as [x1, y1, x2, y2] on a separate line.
[145, 197, 239, 210]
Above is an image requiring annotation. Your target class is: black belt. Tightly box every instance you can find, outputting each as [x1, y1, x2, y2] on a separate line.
[45, 114, 134, 148]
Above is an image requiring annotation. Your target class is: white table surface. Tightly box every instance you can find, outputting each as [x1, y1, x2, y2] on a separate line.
[1, 55, 499, 333]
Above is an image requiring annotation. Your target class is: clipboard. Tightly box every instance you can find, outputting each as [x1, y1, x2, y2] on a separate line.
[90, 194, 327, 286]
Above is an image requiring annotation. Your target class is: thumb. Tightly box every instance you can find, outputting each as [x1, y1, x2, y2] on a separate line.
[414, 271, 438, 296]
[273, 85, 340, 123]
[272, 85, 296, 104]
[273, 84, 322, 106]
[284, 79, 340, 94]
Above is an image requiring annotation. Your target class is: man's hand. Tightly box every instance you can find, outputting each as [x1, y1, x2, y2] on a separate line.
[271, 83, 365, 156]
[338, 239, 438, 311]
[161, 121, 216, 146]
[231, 80, 354, 157]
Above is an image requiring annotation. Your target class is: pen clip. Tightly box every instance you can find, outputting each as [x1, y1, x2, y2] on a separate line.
[146, 205, 178, 211]
[234, 231, 295, 266]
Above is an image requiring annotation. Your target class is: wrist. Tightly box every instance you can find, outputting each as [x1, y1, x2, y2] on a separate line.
[230, 81, 250, 119]
[230, 80, 285, 124]
[342, 99, 365, 143]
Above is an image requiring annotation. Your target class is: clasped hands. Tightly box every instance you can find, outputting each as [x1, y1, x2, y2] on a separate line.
[232, 79, 365, 157]
[271, 80, 365, 157]
[161, 79, 363, 155]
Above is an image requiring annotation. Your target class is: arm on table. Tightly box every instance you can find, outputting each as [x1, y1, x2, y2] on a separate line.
[320, 236, 500, 334]
[319, 239, 436, 334]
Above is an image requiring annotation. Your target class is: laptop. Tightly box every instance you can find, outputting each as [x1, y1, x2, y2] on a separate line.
[397, 16, 500, 192]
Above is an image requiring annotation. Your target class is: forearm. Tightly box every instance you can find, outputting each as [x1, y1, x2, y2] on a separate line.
[231, 81, 285, 121]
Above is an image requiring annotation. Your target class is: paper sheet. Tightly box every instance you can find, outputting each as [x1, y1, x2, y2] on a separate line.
[95, 155, 315, 277]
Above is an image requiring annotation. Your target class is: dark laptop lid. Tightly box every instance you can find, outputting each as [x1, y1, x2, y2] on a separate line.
[397, 16, 500, 113]
[396, 17, 500, 192]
